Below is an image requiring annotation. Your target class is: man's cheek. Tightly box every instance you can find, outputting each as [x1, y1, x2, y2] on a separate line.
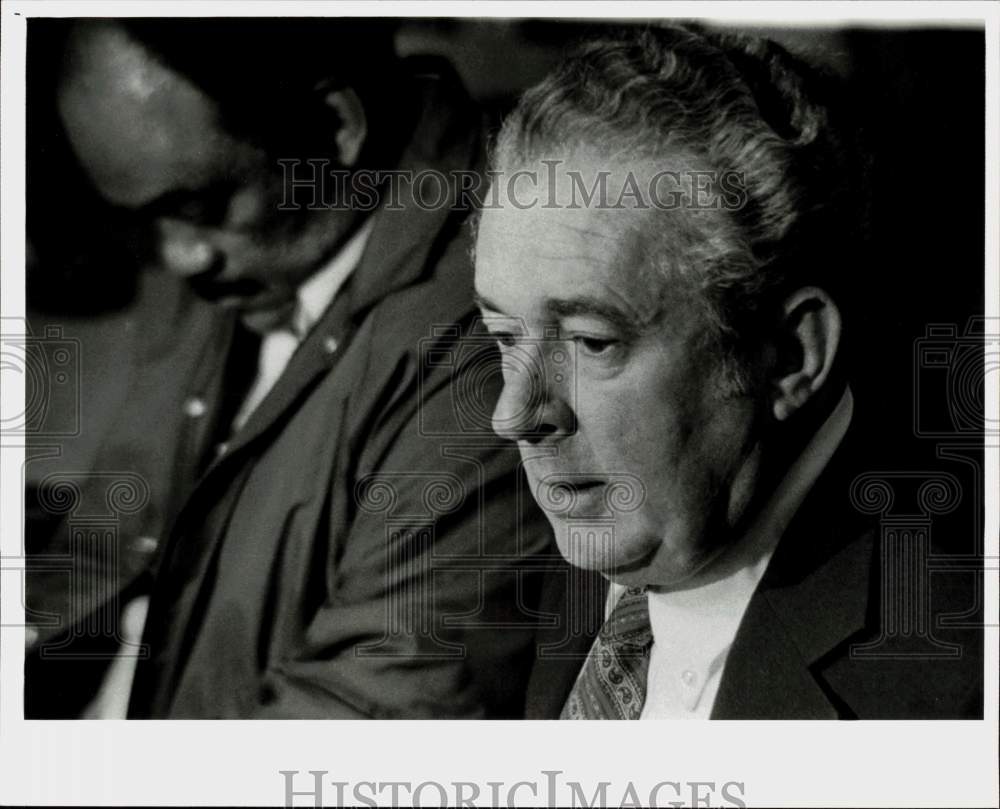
[227, 178, 272, 228]
[578, 397, 638, 464]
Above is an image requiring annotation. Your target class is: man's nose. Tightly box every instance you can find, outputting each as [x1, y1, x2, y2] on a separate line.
[155, 219, 222, 278]
[491, 343, 574, 444]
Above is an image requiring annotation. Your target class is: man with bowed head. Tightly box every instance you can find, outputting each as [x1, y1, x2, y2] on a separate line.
[26, 18, 554, 718]
[474, 25, 982, 718]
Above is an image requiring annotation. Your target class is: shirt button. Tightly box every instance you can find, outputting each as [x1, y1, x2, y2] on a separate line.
[681, 669, 698, 688]
[322, 336, 339, 355]
[183, 396, 207, 418]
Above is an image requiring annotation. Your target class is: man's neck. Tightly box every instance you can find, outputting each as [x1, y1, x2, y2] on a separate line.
[661, 383, 854, 593]
[749, 380, 850, 525]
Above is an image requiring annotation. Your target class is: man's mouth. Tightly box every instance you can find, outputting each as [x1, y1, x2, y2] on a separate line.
[542, 478, 606, 493]
[188, 273, 267, 305]
[534, 476, 608, 514]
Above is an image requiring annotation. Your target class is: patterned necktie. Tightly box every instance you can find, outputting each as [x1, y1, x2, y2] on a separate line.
[561, 586, 653, 719]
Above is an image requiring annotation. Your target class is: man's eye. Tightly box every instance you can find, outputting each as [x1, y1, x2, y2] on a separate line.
[149, 187, 232, 226]
[573, 335, 619, 356]
[492, 332, 517, 348]
[180, 195, 230, 226]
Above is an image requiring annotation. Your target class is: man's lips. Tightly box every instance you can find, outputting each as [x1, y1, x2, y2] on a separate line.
[540, 478, 606, 493]
[188, 273, 267, 304]
[534, 476, 608, 513]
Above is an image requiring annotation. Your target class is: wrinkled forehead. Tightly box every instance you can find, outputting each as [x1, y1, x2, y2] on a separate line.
[475, 153, 728, 317]
[476, 192, 638, 288]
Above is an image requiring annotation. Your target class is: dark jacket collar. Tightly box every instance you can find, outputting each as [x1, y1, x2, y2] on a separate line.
[524, 564, 608, 719]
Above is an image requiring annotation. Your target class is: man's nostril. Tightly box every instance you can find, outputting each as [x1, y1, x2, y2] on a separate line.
[520, 421, 558, 445]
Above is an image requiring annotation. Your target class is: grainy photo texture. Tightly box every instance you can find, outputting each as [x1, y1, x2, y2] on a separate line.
[12, 17, 988, 725]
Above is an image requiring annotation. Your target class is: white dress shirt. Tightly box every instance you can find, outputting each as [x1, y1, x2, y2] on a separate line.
[604, 387, 854, 720]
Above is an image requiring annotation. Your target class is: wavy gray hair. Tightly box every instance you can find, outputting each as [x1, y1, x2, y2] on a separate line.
[491, 25, 869, 391]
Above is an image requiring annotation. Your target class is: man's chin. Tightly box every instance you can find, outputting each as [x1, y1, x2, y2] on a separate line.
[553, 528, 660, 581]
[599, 550, 664, 586]
[616, 549, 723, 591]
[188, 276, 295, 333]
[238, 300, 297, 334]
[552, 532, 710, 589]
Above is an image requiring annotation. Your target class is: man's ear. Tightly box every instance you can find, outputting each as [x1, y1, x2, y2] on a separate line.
[318, 85, 367, 168]
[771, 286, 842, 422]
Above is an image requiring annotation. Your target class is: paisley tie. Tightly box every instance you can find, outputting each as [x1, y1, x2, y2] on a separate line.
[561, 586, 653, 719]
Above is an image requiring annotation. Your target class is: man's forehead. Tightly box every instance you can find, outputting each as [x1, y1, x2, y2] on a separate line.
[476, 206, 663, 329]
[478, 159, 691, 272]
[478, 201, 637, 279]
[484, 202, 623, 258]
[482, 149, 716, 248]
[65, 23, 187, 107]
[475, 152, 728, 333]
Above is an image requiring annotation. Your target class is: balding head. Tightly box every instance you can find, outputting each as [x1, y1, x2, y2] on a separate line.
[54, 19, 376, 332]
[58, 21, 229, 208]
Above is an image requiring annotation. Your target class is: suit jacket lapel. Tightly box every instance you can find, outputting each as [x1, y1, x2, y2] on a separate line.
[216, 288, 355, 462]
[525, 564, 607, 718]
[711, 536, 873, 718]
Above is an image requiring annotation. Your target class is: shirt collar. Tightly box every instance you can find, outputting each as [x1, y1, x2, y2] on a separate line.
[292, 217, 375, 338]
[635, 386, 855, 714]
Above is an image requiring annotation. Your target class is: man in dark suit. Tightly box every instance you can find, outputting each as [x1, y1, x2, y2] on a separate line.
[473, 26, 983, 719]
[26, 18, 553, 718]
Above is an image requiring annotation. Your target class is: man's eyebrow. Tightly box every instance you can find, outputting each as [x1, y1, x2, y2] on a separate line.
[473, 293, 650, 337]
[139, 182, 233, 221]
[545, 296, 642, 336]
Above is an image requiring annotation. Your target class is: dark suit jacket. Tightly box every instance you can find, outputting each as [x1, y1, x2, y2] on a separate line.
[526, 427, 984, 719]
[26, 63, 554, 719]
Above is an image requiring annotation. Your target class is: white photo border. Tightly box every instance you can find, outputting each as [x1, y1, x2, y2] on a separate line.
[2, 2, 997, 807]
